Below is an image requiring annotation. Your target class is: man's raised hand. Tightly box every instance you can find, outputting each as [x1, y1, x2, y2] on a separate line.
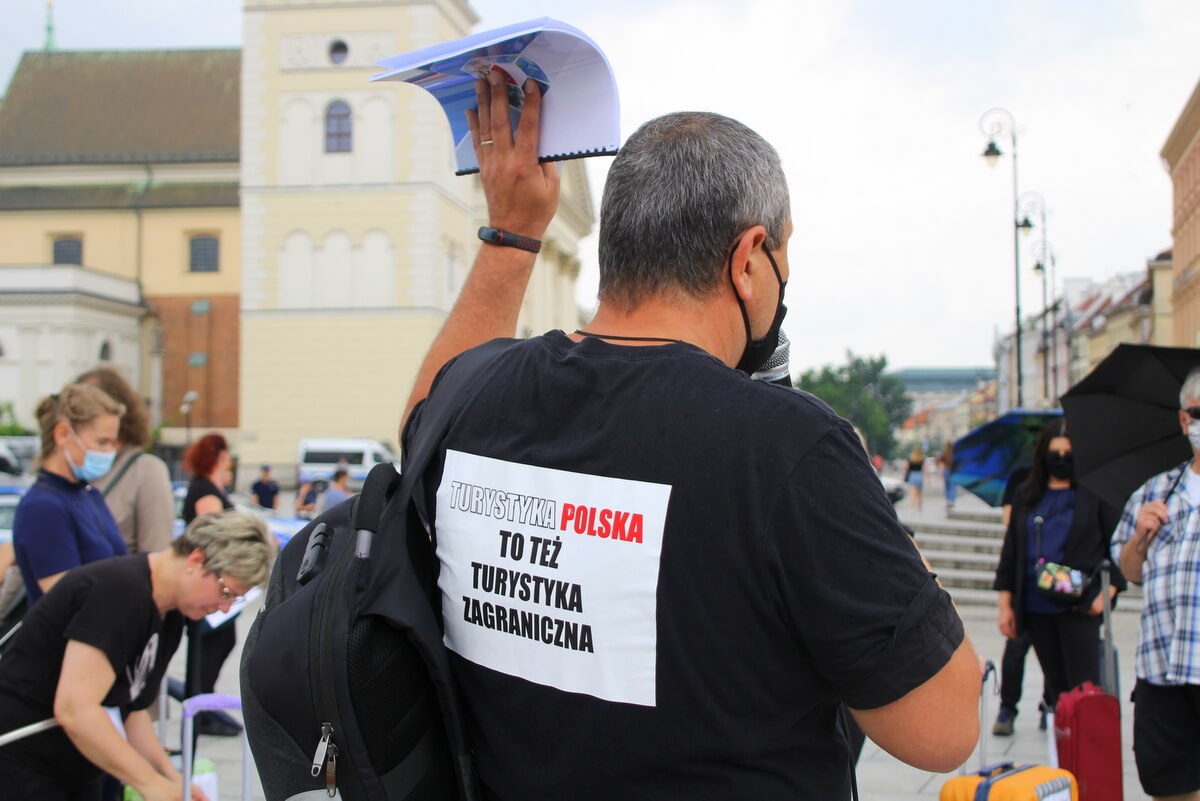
[467, 71, 560, 239]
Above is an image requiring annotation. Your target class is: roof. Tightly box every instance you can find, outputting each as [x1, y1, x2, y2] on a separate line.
[0, 49, 240, 166]
[0, 183, 239, 210]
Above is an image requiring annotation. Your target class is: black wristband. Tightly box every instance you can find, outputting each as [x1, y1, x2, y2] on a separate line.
[478, 225, 542, 253]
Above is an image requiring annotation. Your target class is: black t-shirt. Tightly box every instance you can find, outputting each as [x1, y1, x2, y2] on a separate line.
[0, 554, 184, 785]
[251, 478, 280, 510]
[182, 475, 232, 525]
[405, 332, 964, 801]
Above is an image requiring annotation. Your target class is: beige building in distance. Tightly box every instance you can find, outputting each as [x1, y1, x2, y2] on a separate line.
[0, 0, 596, 479]
[1163, 76, 1200, 347]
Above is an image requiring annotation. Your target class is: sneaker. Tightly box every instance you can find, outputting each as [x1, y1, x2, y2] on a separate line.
[992, 706, 1016, 736]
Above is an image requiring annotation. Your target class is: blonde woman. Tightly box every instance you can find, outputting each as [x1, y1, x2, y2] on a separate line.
[0, 510, 276, 801]
[905, 445, 926, 511]
[13, 384, 127, 604]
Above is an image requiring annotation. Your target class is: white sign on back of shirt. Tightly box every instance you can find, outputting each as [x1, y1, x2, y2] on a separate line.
[436, 449, 671, 706]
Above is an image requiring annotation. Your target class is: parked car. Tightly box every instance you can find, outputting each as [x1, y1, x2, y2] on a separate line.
[296, 438, 400, 490]
[0, 489, 22, 545]
[880, 474, 907, 505]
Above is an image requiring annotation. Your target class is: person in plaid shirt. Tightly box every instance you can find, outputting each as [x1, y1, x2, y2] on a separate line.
[1111, 367, 1200, 801]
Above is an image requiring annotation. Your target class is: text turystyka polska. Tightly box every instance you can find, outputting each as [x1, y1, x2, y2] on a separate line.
[448, 480, 648, 655]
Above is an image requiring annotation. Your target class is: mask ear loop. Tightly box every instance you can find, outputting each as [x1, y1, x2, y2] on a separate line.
[727, 241, 754, 348]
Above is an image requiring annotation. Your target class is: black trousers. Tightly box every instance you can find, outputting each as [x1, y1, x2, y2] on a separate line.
[1024, 612, 1100, 709]
[998, 631, 1046, 712]
[184, 619, 237, 696]
[0, 752, 101, 801]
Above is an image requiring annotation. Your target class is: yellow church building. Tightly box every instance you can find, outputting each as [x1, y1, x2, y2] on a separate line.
[0, 0, 595, 482]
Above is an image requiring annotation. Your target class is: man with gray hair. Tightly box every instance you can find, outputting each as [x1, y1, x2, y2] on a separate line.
[1110, 367, 1200, 801]
[400, 74, 981, 799]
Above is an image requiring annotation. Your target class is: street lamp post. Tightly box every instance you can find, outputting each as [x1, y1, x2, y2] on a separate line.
[1019, 191, 1052, 404]
[981, 108, 1032, 409]
[1031, 236, 1059, 402]
[181, 390, 198, 445]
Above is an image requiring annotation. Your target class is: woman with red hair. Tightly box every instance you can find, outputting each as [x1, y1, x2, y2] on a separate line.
[180, 433, 240, 737]
[182, 434, 233, 525]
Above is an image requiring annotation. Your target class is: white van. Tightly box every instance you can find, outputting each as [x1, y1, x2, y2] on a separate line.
[296, 438, 400, 489]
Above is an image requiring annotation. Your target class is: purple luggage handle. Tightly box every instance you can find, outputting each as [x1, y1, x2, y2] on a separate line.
[181, 692, 253, 801]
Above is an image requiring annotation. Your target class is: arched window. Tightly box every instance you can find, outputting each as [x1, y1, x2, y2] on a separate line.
[98, 340, 112, 361]
[325, 101, 352, 153]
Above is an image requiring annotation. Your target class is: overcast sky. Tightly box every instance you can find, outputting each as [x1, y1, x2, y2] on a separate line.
[4, 0, 1200, 373]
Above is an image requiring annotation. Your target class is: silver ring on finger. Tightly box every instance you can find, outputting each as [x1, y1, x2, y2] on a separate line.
[480, 138, 495, 146]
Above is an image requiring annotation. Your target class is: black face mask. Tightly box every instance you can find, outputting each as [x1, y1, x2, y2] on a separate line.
[1044, 452, 1074, 481]
[733, 242, 788, 375]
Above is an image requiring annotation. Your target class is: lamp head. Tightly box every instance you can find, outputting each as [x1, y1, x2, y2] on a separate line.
[982, 140, 1002, 166]
[1017, 216, 1034, 236]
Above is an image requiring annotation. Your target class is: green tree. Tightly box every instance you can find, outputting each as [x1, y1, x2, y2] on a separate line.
[0, 402, 33, 436]
[797, 352, 912, 459]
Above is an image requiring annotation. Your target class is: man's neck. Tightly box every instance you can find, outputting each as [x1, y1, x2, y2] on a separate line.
[579, 296, 740, 366]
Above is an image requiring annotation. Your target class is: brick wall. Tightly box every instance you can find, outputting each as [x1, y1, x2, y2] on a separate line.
[148, 294, 240, 428]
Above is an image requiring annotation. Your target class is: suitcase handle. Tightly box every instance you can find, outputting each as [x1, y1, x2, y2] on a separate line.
[182, 692, 242, 718]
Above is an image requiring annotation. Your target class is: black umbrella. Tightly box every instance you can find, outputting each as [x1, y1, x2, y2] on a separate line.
[1061, 343, 1200, 509]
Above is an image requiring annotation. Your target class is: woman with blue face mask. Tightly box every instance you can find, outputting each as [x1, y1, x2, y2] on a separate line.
[13, 384, 128, 604]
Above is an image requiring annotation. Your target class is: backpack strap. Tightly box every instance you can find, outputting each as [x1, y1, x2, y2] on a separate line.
[402, 339, 515, 526]
[356, 338, 514, 560]
[99, 450, 142, 498]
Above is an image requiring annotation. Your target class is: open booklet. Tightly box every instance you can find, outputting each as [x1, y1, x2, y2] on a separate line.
[371, 18, 620, 175]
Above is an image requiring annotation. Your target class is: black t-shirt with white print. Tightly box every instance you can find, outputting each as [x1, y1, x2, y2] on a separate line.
[0, 554, 184, 786]
[405, 331, 965, 801]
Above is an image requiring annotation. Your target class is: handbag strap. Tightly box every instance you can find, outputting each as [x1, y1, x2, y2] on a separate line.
[100, 450, 142, 498]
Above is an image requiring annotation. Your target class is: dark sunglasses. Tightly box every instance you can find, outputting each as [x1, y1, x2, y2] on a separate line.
[1185, 407, 1200, 421]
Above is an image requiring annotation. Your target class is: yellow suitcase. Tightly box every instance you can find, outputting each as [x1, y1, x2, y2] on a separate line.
[940, 761, 1078, 801]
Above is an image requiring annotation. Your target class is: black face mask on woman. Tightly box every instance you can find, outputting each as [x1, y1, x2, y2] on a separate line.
[732, 242, 788, 375]
[1044, 452, 1074, 481]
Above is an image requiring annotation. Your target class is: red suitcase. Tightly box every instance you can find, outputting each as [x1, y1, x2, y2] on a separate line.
[1054, 562, 1122, 801]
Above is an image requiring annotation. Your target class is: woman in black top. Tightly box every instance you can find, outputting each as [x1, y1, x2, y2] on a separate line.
[182, 434, 234, 525]
[181, 434, 238, 737]
[992, 418, 1125, 712]
[0, 510, 275, 801]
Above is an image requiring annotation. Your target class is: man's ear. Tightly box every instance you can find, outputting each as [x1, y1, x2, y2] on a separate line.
[728, 225, 769, 303]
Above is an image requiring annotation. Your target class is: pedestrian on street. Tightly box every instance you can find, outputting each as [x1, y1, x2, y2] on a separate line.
[250, 463, 279, 511]
[993, 419, 1124, 720]
[1111, 367, 1200, 801]
[906, 445, 926, 511]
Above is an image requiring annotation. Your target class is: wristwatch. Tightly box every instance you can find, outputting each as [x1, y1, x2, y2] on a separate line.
[477, 226, 542, 254]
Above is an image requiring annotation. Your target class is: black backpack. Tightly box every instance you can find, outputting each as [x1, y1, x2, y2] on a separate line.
[240, 340, 510, 801]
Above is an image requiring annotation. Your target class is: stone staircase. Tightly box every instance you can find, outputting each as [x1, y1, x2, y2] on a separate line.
[904, 508, 1143, 613]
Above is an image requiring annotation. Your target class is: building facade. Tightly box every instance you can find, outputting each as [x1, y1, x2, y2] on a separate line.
[0, 49, 241, 431]
[0, 0, 595, 476]
[1163, 77, 1200, 348]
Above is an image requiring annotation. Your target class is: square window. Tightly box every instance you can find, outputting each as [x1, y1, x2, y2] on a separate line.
[53, 237, 82, 265]
[189, 236, 219, 272]
[188, 352, 208, 367]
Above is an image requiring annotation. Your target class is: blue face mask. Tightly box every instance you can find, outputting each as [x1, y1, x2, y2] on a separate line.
[66, 429, 116, 483]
